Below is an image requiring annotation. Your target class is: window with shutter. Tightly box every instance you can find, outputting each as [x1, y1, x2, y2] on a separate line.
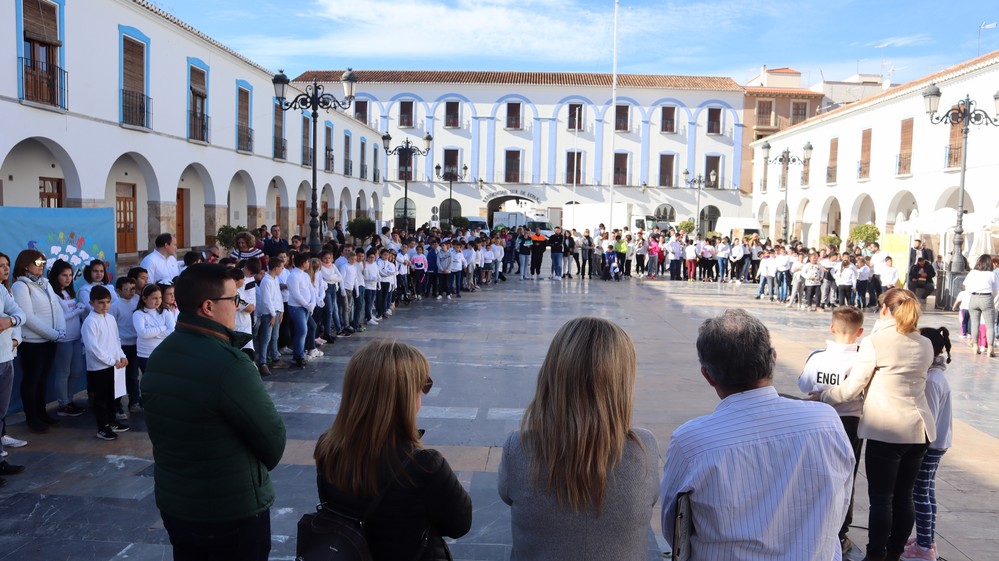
[273, 104, 286, 159]
[755, 100, 774, 127]
[21, 0, 64, 107]
[568, 104, 583, 131]
[399, 101, 414, 127]
[661, 106, 676, 133]
[22, 0, 59, 45]
[898, 118, 913, 175]
[506, 103, 521, 129]
[343, 134, 352, 176]
[827, 138, 838, 183]
[505, 151, 521, 182]
[566, 151, 582, 185]
[360, 140, 367, 179]
[121, 37, 147, 127]
[445, 101, 460, 128]
[659, 154, 674, 187]
[859, 129, 872, 179]
[613, 153, 628, 185]
[189, 67, 208, 141]
[615, 105, 629, 131]
[302, 116, 311, 166]
[707, 108, 722, 134]
[947, 107, 962, 167]
[237, 87, 251, 151]
[354, 100, 368, 125]
[324, 126, 333, 171]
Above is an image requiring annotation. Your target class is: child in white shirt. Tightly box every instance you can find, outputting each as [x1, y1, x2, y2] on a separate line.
[111, 277, 140, 416]
[81, 285, 128, 440]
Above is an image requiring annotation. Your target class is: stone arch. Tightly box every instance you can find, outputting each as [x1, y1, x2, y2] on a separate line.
[935, 186, 976, 213]
[104, 152, 156, 253]
[774, 200, 787, 241]
[1, 137, 83, 206]
[699, 205, 721, 236]
[266, 176, 290, 231]
[394, 197, 415, 230]
[176, 163, 212, 248]
[848, 194, 876, 235]
[819, 196, 843, 241]
[339, 187, 352, 221]
[756, 202, 770, 239]
[655, 203, 677, 222]
[293, 181, 311, 238]
[370, 192, 380, 222]
[796, 199, 812, 245]
[226, 170, 255, 229]
[885, 190, 918, 234]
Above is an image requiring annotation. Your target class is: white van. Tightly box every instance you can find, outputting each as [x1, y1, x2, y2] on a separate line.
[463, 216, 488, 232]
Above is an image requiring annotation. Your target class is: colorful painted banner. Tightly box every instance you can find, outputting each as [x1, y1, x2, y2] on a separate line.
[0, 207, 116, 414]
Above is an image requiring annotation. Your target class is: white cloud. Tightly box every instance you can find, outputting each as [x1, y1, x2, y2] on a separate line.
[868, 33, 933, 49]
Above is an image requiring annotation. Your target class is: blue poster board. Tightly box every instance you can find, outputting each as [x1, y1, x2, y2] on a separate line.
[0, 207, 116, 416]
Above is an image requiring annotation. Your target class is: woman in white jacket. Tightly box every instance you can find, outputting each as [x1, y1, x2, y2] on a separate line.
[48, 260, 87, 417]
[132, 284, 175, 376]
[11, 250, 66, 433]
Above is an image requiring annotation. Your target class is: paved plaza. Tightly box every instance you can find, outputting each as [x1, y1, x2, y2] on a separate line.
[0, 274, 997, 560]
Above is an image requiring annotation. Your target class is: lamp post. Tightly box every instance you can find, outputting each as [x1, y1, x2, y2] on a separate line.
[682, 168, 717, 237]
[272, 69, 358, 255]
[434, 163, 468, 229]
[383, 132, 433, 232]
[760, 140, 812, 242]
[922, 84, 999, 301]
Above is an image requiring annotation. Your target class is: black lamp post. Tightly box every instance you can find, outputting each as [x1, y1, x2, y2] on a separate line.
[682, 168, 717, 237]
[272, 68, 358, 255]
[922, 83, 999, 298]
[383, 132, 432, 232]
[434, 163, 468, 229]
[760, 140, 812, 242]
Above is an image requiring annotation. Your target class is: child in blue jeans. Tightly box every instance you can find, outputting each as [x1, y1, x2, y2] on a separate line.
[902, 327, 953, 561]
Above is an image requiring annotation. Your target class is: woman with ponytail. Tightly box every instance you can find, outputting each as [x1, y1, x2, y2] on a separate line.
[813, 287, 935, 561]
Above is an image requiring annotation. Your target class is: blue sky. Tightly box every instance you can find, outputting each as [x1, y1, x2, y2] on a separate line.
[153, 0, 999, 86]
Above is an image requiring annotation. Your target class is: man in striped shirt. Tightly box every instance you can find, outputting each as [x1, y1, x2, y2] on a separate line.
[661, 309, 855, 561]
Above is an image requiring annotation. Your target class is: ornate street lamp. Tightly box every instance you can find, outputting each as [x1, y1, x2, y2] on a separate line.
[434, 162, 468, 229]
[272, 68, 358, 254]
[383, 132, 433, 232]
[682, 168, 718, 237]
[923, 83, 999, 304]
[761, 140, 812, 242]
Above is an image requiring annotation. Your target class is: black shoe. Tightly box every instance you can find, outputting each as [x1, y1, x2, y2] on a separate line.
[110, 422, 130, 433]
[27, 421, 49, 434]
[96, 427, 118, 441]
[0, 461, 25, 475]
[294, 358, 307, 369]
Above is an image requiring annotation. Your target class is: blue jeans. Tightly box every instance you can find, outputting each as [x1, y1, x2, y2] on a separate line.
[716, 258, 728, 280]
[757, 276, 774, 298]
[519, 254, 530, 279]
[364, 287, 376, 320]
[268, 313, 282, 360]
[776, 271, 789, 301]
[551, 253, 564, 277]
[352, 288, 365, 326]
[53, 338, 86, 406]
[449, 271, 461, 295]
[288, 306, 309, 359]
[319, 285, 341, 335]
[255, 314, 274, 364]
[0, 361, 12, 456]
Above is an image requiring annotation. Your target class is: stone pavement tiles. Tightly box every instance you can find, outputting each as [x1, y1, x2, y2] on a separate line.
[1, 276, 997, 560]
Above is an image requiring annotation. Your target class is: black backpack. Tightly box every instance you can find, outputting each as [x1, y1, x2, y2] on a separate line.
[296, 491, 384, 561]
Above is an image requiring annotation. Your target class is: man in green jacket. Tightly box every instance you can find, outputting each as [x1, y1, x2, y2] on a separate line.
[142, 264, 286, 561]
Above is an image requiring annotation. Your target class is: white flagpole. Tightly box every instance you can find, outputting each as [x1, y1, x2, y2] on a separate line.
[608, 0, 619, 232]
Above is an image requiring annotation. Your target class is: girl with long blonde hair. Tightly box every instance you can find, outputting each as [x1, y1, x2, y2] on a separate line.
[498, 317, 659, 560]
[313, 340, 471, 560]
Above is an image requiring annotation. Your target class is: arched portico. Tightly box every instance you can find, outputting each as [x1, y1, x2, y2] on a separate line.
[105, 152, 156, 254]
[1, 137, 82, 207]
[176, 163, 212, 248]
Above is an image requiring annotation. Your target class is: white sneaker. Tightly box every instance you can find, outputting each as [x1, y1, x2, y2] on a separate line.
[280, 346, 293, 355]
[307, 349, 324, 358]
[367, 319, 379, 326]
[386, 309, 393, 316]
[2, 450, 6, 457]
[1, 435, 27, 448]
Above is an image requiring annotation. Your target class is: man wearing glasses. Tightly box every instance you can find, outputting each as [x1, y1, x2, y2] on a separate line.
[141, 264, 286, 561]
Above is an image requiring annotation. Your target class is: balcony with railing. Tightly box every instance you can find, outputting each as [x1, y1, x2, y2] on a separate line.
[237, 125, 253, 152]
[505, 170, 520, 183]
[360, 164, 368, 180]
[661, 119, 675, 133]
[896, 153, 912, 176]
[188, 111, 209, 142]
[19, 57, 68, 109]
[324, 148, 334, 172]
[343, 159, 353, 176]
[121, 89, 152, 128]
[658, 174, 674, 188]
[445, 113, 460, 128]
[506, 115, 521, 129]
[615, 118, 629, 132]
[707, 120, 721, 134]
[857, 160, 870, 180]
[945, 143, 962, 168]
[302, 145, 312, 167]
[826, 165, 837, 184]
[613, 171, 628, 185]
[564, 172, 585, 185]
[373, 168, 381, 183]
[273, 137, 287, 160]
[399, 113, 414, 127]
[755, 113, 775, 127]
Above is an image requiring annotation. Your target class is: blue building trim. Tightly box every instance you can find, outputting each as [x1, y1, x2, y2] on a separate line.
[470, 118, 482, 181]
[639, 117, 651, 184]
[117, 25, 151, 125]
[686, 118, 697, 179]
[532, 118, 545, 183]
[186, 57, 210, 139]
[431, 93, 479, 119]
[235, 79, 253, 150]
[648, 97, 694, 124]
[324, 120, 335, 154]
[485, 117, 496, 182]
[594, 117, 604, 185]
[547, 120, 558, 185]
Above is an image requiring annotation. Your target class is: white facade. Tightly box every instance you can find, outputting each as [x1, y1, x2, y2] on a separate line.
[751, 50, 999, 257]
[3, 0, 385, 253]
[303, 72, 751, 234]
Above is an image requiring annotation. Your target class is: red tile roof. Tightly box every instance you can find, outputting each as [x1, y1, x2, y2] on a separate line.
[744, 87, 823, 97]
[293, 70, 743, 91]
[768, 67, 801, 74]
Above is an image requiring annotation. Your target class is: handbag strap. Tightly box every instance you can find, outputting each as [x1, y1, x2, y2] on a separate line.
[317, 456, 412, 524]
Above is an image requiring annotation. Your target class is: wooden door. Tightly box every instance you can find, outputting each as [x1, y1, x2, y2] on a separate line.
[296, 200, 306, 236]
[116, 182, 137, 253]
[176, 189, 187, 248]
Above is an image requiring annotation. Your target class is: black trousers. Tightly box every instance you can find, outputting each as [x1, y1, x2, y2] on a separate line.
[580, 250, 592, 276]
[87, 367, 115, 430]
[839, 416, 864, 540]
[18, 341, 56, 427]
[865, 439, 929, 557]
[530, 252, 544, 275]
[162, 508, 271, 561]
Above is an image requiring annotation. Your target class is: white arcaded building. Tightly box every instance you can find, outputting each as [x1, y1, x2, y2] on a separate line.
[2, 0, 382, 254]
[296, 69, 750, 234]
[751, 50, 999, 257]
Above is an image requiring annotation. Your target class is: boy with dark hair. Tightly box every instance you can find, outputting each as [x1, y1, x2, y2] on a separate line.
[111, 276, 140, 415]
[81, 285, 129, 440]
[798, 305, 866, 552]
[127, 267, 149, 292]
